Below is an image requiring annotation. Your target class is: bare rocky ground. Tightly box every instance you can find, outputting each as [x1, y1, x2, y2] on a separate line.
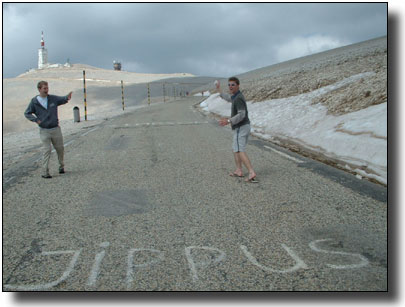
[201, 36, 387, 116]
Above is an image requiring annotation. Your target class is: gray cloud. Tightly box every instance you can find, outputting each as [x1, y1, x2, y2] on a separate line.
[3, 3, 387, 78]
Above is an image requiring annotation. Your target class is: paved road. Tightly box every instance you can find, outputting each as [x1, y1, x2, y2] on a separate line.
[86, 76, 217, 107]
[3, 97, 387, 291]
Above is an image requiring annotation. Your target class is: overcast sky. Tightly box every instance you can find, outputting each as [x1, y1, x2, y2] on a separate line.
[3, 2, 387, 78]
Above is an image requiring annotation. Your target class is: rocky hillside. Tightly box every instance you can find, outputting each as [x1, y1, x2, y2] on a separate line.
[206, 36, 387, 115]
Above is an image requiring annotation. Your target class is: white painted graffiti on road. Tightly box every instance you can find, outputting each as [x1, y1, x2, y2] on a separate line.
[4, 239, 369, 290]
[4, 249, 82, 291]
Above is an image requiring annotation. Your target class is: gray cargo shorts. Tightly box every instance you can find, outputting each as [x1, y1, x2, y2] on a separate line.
[232, 124, 251, 153]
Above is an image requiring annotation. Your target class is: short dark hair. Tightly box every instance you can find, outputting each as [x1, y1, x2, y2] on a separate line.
[37, 81, 48, 89]
[228, 77, 240, 85]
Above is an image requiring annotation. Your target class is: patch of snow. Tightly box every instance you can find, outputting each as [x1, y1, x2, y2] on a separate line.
[200, 73, 387, 185]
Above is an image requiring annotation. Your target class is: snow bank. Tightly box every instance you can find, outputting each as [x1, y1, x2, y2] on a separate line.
[200, 73, 387, 185]
[194, 91, 211, 97]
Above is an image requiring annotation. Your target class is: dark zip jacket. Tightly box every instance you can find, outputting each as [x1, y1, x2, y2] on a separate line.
[24, 94, 69, 129]
[230, 91, 250, 130]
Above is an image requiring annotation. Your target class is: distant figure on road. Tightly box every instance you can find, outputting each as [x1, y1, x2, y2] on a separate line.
[24, 81, 72, 179]
[219, 77, 257, 182]
[214, 80, 220, 91]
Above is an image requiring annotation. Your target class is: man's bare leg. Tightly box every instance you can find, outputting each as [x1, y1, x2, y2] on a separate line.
[231, 152, 244, 176]
[239, 152, 256, 180]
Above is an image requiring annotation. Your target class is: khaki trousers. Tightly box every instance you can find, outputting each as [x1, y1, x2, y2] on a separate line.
[39, 126, 64, 175]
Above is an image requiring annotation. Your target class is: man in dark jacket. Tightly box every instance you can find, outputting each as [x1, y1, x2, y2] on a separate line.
[219, 77, 257, 182]
[24, 81, 72, 178]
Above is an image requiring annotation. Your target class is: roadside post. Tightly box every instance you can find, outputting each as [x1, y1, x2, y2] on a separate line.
[121, 80, 125, 110]
[147, 83, 151, 105]
[83, 70, 88, 121]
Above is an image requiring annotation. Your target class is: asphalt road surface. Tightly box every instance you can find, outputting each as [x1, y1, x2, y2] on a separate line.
[3, 97, 387, 291]
[85, 76, 217, 108]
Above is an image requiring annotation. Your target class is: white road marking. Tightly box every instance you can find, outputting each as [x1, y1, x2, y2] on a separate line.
[4, 249, 82, 291]
[240, 244, 308, 273]
[264, 145, 303, 163]
[63, 140, 75, 147]
[126, 248, 165, 289]
[3, 240, 371, 289]
[49, 127, 98, 153]
[185, 246, 226, 282]
[4, 176, 15, 183]
[309, 239, 369, 269]
[115, 122, 208, 128]
[87, 242, 110, 287]
[81, 127, 99, 136]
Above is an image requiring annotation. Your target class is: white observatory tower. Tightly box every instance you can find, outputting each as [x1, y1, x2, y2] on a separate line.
[38, 31, 48, 69]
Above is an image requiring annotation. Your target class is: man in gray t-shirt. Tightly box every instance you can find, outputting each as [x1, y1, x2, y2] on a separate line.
[219, 77, 257, 182]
